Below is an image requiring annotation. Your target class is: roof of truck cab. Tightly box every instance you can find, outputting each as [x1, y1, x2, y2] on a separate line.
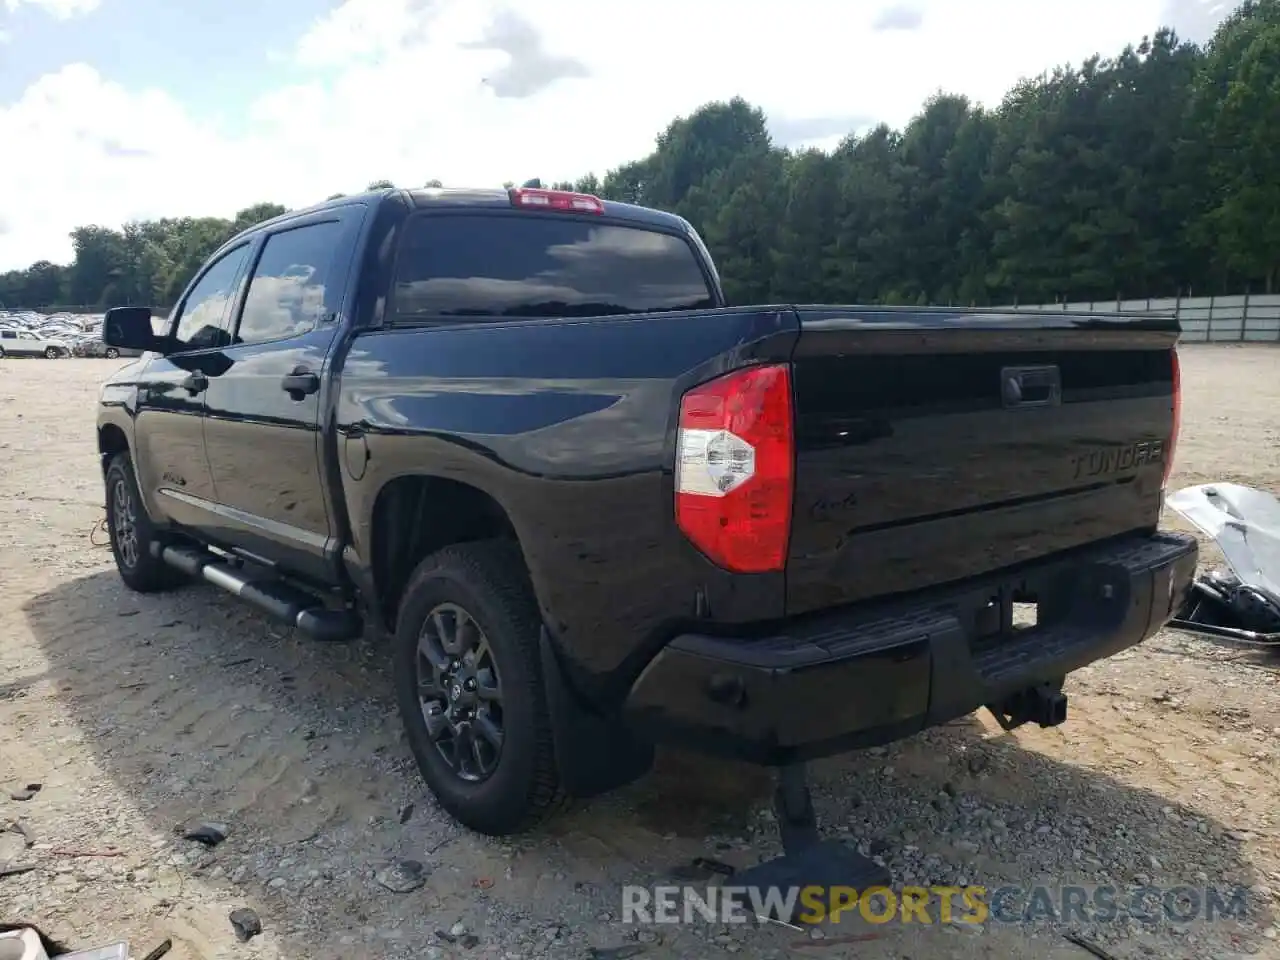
[240, 186, 691, 234]
[404, 187, 691, 233]
[224, 187, 693, 251]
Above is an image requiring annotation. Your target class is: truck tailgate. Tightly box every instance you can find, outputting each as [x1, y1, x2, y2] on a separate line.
[785, 307, 1180, 616]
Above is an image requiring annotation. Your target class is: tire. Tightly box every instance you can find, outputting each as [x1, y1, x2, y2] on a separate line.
[393, 540, 566, 835]
[0, 347, 5, 358]
[45, 346, 59, 359]
[104, 452, 187, 593]
[105, 347, 120, 359]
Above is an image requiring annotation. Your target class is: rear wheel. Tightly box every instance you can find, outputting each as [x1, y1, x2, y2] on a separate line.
[393, 540, 565, 835]
[105, 347, 120, 359]
[105, 453, 186, 593]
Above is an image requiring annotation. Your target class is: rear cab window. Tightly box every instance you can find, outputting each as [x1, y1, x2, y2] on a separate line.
[391, 214, 716, 320]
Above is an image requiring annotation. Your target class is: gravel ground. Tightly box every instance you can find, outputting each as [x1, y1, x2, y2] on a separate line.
[0, 347, 1277, 960]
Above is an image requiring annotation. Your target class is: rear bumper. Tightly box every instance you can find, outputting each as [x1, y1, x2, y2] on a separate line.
[622, 532, 1198, 764]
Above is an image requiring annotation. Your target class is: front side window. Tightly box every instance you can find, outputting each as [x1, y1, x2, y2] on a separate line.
[172, 244, 251, 351]
[235, 221, 342, 345]
[392, 215, 715, 319]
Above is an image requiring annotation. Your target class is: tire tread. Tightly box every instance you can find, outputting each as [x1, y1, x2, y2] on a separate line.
[105, 452, 185, 593]
[397, 539, 567, 834]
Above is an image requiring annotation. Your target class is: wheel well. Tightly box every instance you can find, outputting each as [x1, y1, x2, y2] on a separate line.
[371, 475, 521, 630]
[98, 424, 129, 472]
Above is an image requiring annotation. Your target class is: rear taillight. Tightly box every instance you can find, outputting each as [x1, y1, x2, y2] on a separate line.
[1164, 346, 1181, 488]
[674, 364, 794, 573]
[509, 188, 604, 214]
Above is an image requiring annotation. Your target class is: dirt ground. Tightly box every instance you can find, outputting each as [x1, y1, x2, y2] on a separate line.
[0, 347, 1277, 960]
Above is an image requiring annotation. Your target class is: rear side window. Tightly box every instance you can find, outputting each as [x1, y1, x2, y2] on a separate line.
[392, 215, 715, 319]
[235, 221, 342, 345]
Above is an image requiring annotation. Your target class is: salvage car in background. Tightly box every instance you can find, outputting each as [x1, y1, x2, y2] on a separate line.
[0, 328, 71, 358]
[72, 335, 144, 359]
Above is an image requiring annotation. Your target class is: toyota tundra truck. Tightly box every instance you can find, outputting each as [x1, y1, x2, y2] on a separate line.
[97, 186, 1197, 875]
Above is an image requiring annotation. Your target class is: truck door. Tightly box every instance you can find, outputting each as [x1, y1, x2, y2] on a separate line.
[200, 205, 365, 583]
[133, 241, 254, 533]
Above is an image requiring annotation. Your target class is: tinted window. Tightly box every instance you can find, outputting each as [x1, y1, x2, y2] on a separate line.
[235, 221, 342, 345]
[173, 245, 251, 351]
[1, 331, 15, 339]
[393, 215, 715, 319]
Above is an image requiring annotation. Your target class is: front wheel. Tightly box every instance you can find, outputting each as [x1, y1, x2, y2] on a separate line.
[105, 347, 120, 359]
[393, 540, 565, 835]
[44, 346, 60, 359]
[104, 453, 187, 593]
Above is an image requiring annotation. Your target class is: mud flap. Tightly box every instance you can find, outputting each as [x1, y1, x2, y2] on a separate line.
[539, 628, 655, 798]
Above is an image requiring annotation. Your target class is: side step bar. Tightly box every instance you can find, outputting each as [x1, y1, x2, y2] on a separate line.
[155, 544, 362, 642]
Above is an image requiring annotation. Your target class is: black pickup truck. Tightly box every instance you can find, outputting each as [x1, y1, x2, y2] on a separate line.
[98, 186, 1197, 853]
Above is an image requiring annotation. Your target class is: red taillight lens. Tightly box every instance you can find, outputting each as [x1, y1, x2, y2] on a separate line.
[674, 364, 794, 573]
[1164, 346, 1181, 488]
[509, 188, 604, 214]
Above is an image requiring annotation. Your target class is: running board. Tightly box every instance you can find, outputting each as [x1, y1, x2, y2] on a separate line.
[156, 544, 362, 642]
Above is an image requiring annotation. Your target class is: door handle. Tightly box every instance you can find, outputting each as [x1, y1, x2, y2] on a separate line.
[180, 372, 208, 395]
[281, 367, 320, 400]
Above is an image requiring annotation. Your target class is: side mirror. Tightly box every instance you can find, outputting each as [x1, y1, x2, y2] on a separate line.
[104, 306, 167, 354]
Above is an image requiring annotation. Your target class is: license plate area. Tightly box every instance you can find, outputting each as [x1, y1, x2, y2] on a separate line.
[972, 582, 1040, 653]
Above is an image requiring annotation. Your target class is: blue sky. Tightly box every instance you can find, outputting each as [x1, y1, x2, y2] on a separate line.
[0, 0, 1237, 270]
[0, 0, 334, 127]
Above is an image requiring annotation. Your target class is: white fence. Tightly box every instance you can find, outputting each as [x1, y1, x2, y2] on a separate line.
[1009, 294, 1280, 342]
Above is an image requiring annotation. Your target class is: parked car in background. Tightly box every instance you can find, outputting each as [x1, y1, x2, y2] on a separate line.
[73, 335, 144, 359]
[0, 328, 70, 358]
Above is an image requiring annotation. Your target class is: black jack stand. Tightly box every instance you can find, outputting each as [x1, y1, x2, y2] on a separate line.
[729, 763, 891, 926]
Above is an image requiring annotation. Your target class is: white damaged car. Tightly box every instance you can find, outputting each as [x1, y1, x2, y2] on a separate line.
[0, 328, 72, 358]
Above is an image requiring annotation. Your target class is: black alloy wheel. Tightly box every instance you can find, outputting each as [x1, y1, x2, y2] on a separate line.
[415, 602, 505, 781]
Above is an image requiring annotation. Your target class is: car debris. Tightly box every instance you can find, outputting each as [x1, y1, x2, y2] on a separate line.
[1063, 932, 1121, 960]
[374, 859, 429, 893]
[179, 822, 228, 848]
[0, 924, 70, 958]
[0, 924, 127, 959]
[137, 939, 172, 960]
[228, 908, 262, 943]
[586, 946, 647, 960]
[3, 821, 35, 848]
[1165, 483, 1280, 646]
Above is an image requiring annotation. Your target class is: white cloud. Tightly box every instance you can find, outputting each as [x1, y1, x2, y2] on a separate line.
[1161, 0, 1237, 44]
[873, 4, 925, 31]
[294, 0, 435, 68]
[0, 0, 1238, 271]
[4, 0, 99, 19]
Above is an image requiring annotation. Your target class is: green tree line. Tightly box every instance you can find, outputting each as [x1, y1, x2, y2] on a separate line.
[2, 1, 1278, 312]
